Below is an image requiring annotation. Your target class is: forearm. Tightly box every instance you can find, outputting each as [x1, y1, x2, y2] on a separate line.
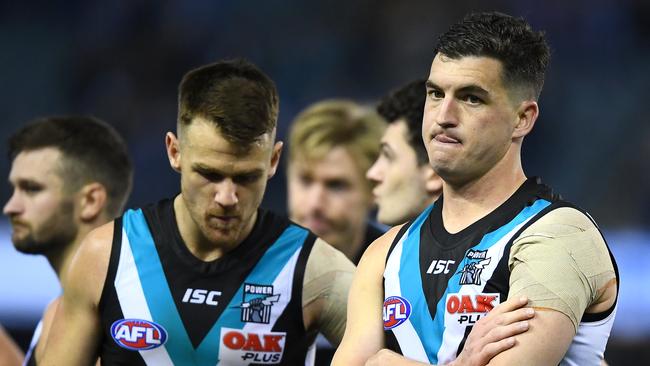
[485, 309, 574, 366]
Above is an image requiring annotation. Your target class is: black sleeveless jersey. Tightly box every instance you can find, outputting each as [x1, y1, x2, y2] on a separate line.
[98, 198, 318, 365]
[382, 178, 618, 365]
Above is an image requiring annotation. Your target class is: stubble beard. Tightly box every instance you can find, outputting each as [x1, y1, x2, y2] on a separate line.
[11, 201, 78, 256]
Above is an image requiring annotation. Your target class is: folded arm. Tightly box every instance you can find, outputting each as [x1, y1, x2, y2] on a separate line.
[333, 224, 537, 366]
[488, 208, 617, 365]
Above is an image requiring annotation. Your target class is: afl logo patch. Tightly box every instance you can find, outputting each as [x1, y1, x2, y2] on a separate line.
[110, 319, 168, 351]
[383, 296, 411, 330]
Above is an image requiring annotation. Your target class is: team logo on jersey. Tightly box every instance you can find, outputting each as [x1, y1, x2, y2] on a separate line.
[383, 296, 411, 330]
[110, 318, 168, 351]
[219, 327, 286, 365]
[445, 293, 500, 325]
[458, 249, 491, 286]
[240, 283, 280, 324]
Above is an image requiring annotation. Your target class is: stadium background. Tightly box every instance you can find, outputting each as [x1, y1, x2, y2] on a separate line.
[0, 0, 648, 363]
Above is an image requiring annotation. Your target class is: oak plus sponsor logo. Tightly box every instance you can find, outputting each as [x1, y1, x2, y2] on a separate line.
[110, 319, 167, 351]
[383, 296, 411, 330]
[240, 283, 280, 324]
[219, 328, 286, 364]
[445, 293, 500, 325]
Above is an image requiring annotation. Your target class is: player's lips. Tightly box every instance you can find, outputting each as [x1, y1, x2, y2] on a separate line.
[214, 215, 236, 220]
[433, 133, 461, 144]
[9, 219, 29, 230]
[302, 217, 331, 234]
[208, 215, 238, 225]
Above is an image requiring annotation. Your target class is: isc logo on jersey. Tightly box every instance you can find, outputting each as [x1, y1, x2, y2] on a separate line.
[110, 319, 168, 351]
[182, 288, 221, 306]
[219, 327, 286, 365]
[383, 296, 411, 330]
[445, 293, 500, 325]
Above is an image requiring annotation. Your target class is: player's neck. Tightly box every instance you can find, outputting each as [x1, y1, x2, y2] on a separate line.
[441, 154, 526, 234]
[47, 226, 93, 284]
[173, 195, 256, 262]
[335, 224, 366, 262]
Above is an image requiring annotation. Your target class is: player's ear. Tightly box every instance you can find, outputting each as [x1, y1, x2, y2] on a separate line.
[513, 100, 538, 139]
[79, 182, 107, 221]
[267, 141, 283, 179]
[166, 132, 181, 173]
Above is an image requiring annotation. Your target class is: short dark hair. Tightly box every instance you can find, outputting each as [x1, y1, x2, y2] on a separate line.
[434, 12, 550, 100]
[178, 58, 279, 145]
[377, 79, 428, 166]
[8, 116, 133, 217]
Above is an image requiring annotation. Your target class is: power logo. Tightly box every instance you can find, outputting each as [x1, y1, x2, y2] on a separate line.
[383, 296, 411, 330]
[219, 328, 286, 365]
[241, 283, 279, 324]
[445, 293, 500, 325]
[110, 319, 167, 351]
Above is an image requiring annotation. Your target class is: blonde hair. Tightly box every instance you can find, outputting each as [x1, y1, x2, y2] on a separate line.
[288, 99, 386, 176]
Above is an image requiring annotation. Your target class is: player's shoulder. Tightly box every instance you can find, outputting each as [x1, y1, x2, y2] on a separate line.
[80, 220, 115, 255]
[511, 204, 611, 270]
[65, 220, 115, 300]
[309, 238, 355, 273]
[42, 296, 61, 320]
[518, 205, 599, 239]
[357, 224, 405, 269]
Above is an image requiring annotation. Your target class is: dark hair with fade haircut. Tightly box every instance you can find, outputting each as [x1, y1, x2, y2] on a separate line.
[434, 12, 550, 100]
[178, 58, 279, 146]
[377, 79, 428, 166]
[8, 116, 133, 217]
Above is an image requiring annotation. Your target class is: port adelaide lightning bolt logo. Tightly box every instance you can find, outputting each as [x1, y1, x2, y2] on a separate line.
[240, 283, 280, 324]
[458, 249, 491, 286]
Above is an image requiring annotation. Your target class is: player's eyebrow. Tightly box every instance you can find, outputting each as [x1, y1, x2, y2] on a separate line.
[426, 80, 489, 97]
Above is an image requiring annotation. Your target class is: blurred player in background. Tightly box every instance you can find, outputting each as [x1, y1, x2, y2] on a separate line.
[287, 100, 386, 264]
[367, 79, 442, 226]
[4, 116, 133, 365]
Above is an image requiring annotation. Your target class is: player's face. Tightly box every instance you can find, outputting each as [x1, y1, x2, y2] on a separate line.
[3, 148, 78, 254]
[170, 117, 281, 247]
[423, 55, 520, 183]
[288, 146, 372, 251]
[367, 121, 437, 225]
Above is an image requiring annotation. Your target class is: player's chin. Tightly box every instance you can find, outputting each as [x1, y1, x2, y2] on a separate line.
[377, 203, 401, 225]
[13, 239, 44, 254]
[205, 227, 240, 244]
[376, 210, 391, 225]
